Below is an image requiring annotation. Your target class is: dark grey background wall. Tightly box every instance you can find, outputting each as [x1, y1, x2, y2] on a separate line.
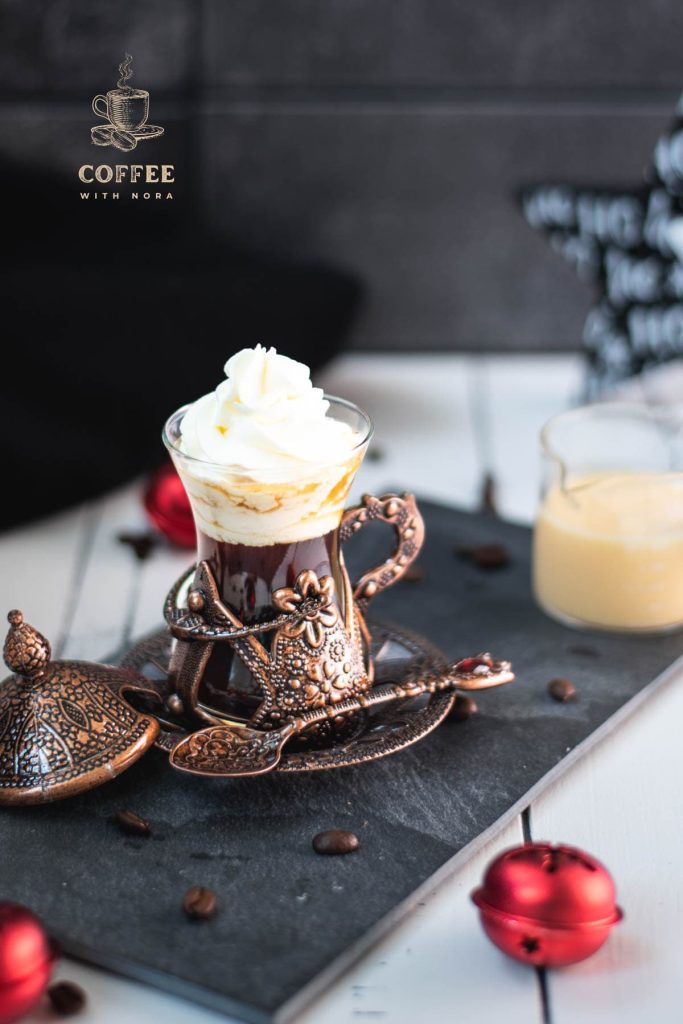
[2, 0, 682, 352]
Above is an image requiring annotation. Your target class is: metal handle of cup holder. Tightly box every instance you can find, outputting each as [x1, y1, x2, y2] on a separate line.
[164, 565, 315, 643]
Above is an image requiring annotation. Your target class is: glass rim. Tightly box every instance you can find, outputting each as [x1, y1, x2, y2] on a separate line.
[162, 393, 374, 474]
[539, 400, 683, 464]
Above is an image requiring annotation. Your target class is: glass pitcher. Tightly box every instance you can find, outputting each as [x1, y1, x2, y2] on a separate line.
[533, 402, 683, 633]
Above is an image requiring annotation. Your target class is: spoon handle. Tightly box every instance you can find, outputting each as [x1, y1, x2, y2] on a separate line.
[169, 654, 514, 778]
[290, 654, 513, 733]
[290, 683, 413, 732]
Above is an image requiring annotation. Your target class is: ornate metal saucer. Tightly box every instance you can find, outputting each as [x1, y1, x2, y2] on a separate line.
[119, 621, 458, 773]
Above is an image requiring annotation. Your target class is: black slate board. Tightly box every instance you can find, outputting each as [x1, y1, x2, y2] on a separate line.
[2, 502, 682, 1023]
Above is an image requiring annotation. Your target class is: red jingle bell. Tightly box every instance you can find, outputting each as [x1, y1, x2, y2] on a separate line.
[144, 462, 195, 548]
[0, 903, 55, 1024]
[472, 842, 623, 967]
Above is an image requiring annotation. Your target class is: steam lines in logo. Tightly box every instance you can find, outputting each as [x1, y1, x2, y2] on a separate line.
[91, 55, 164, 152]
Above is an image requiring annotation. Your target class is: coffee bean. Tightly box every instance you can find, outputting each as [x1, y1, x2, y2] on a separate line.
[449, 694, 478, 722]
[183, 886, 217, 920]
[91, 124, 114, 146]
[548, 677, 577, 702]
[110, 128, 137, 152]
[114, 809, 151, 837]
[47, 981, 86, 1016]
[312, 829, 360, 855]
[456, 543, 510, 569]
[402, 563, 425, 583]
[117, 531, 158, 562]
[366, 445, 386, 463]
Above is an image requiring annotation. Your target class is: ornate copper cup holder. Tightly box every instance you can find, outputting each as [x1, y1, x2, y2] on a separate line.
[112, 503, 514, 777]
[117, 619, 458, 773]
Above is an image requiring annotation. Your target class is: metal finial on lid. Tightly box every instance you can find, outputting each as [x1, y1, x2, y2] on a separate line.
[0, 609, 159, 805]
[3, 610, 51, 681]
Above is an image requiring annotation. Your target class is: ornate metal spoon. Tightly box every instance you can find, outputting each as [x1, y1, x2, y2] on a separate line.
[169, 654, 513, 778]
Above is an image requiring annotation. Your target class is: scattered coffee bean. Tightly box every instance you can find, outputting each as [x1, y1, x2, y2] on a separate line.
[183, 886, 217, 920]
[480, 472, 498, 516]
[402, 563, 425, 583]
[366, 445, 386, 463]
[47, 981, 87, 1016]
[117, 531, 158, 562]
[450, 694, 478, 722]
[548, 677, 577, 702]
[312, 829, 360, 856]
[114, 809, 151, 837]
[456, 543, 510, 569]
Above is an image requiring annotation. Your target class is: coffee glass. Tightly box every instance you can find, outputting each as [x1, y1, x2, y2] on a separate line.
[163, 397, 424, 727]
[92, 89, 149, 132]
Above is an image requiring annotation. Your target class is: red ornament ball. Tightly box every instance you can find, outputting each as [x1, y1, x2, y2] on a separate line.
[472, 842, 623, 967]
[0, 903, 55, 1024]
[144, 462, 195, 549]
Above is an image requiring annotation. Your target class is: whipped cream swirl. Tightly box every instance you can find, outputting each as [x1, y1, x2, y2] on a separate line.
[179, 345, 355, 476]
[172, 347, 367, 545]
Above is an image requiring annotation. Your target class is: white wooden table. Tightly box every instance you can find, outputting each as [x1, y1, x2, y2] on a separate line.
[4, 353, 682, 1024]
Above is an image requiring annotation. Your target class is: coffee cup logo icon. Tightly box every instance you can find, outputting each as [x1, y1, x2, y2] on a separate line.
[91, 55, 164, 152]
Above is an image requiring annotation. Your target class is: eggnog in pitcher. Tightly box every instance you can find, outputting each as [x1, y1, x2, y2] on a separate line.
[534, 471, 683, 632]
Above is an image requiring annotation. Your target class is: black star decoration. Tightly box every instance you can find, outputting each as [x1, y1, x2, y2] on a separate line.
[520, 95, 683, 394]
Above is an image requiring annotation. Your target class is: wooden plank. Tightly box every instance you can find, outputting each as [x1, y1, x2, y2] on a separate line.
[60, 483, 146, 661]
[0, 503, 93, 652]
[131, 526, 194, 642]
[530, 661, 683, 1024]
[53, 476, 192, 655]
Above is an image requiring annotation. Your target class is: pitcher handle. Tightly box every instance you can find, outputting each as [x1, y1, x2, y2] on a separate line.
[340, 493, 425, 611]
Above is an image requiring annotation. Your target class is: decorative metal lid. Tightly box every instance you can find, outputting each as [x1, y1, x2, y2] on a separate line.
[0, 610, 159, 805]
